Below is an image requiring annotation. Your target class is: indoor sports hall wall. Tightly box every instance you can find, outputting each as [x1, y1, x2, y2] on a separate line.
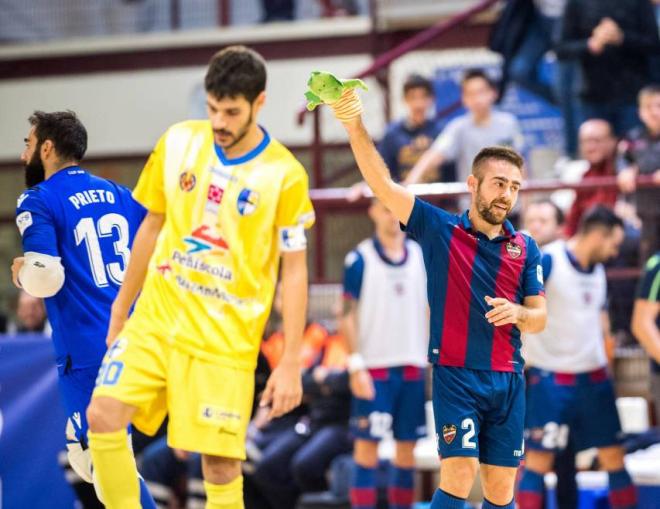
[0, 54, 382, 161]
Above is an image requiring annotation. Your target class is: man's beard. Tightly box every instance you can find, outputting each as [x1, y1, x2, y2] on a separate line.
[476, 189, 511, 225]
[24, 149, 45, 188]
[213, 108, 253, 151]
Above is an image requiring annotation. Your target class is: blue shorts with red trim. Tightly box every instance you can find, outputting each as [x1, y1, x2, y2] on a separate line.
[350, 365, 426, 442]
[433, 365, 525, 467]
[525, 366, 623, 452]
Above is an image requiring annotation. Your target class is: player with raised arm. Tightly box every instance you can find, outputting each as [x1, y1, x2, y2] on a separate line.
[316, 82, 546, 509]
[11, 110, 156, 507]
[86, 46, 315, 509]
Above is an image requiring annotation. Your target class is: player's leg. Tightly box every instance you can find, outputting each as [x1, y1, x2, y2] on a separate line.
[86, 395, 140, 504]
[517, 450, 555, 509]
[389, 366, 427, 509]
[598, 446, 637, 509]
[201, 455, 244, 509]
[431, 457, 479, 507]
[166, 351, 254, 509]
[352, 439, 379, 509]
[577, 373, 637, 509]
[58, 366, 101, 485]
[478, 371, 527, 508]
[517, 368, 570, 509]
[61, 363, 158, 508]
[389, 441, 416, 509]
[430, 366, 483, 508]
[350, 369, 392, 509]
[88, 334, 168, 509]
[480, 464, 519, 507]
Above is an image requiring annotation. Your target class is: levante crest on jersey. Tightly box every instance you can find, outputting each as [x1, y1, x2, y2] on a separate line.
[506, 242, 522, 259]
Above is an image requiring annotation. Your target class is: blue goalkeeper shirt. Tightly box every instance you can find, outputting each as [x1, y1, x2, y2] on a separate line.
[15, 166, 145, 373]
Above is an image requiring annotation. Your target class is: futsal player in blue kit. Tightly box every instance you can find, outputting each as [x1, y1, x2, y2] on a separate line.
[11, 110, 156, 507]
[324, 89, 547, 508]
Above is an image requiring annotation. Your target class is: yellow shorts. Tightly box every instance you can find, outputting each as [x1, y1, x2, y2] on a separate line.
[92, 328, 254, 459]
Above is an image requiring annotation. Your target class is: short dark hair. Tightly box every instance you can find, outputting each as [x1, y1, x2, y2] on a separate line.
[461, 68, 496, 89]
[28, 110, 87, 162]
[529, 198, 565, 225]
[578, 205, 624, 235]
[472, 146, 524, 180]
[205, 45, 267, 103]
[403, 74, 434, 96]
[639, 83, 660, 103]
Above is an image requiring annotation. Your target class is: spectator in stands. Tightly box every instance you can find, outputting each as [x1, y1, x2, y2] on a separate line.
[632, 251, 660, 425]
[251, 331, 351, 509]
[404, 69, 524, 187]
[490, 0, 580, 156]
[8, 290, 49, 334]
[378, 74, 441, 183]
[349, 74, 441, 201]
[240, 287, 352, 509]
[519, 206, 635, 509]
[342, 198, 428, 509]
[523, 200, 580, 509]
[564, 119, 619, 237]
[556, 0, 659, 137]
[507, 0, 566, 104]
[617, 84, 660, 264]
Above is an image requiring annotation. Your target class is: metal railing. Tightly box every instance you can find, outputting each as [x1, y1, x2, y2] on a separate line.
[309, 174, 658, 279]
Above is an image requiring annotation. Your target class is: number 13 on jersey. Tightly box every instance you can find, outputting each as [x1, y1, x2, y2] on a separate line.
[74, 213, 130, 287]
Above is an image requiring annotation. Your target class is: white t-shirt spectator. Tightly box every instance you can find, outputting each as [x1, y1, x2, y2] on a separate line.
[431, 111, 524, 183]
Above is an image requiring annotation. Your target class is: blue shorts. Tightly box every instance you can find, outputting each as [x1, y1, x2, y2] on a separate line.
[433, 365, 525, 467]
[57, 366, 100, 446]
[351, 366, 426, 442]
[525, 367, 623, 452]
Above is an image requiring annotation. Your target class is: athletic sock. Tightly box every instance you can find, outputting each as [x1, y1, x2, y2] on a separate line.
[204, 476, 244, 509]
[350, 464, 377, 509]
[430, 488, 465, 509]
[88, 429, 140, 508]
[483, 497, 514, 508]
[608, 469, 638, 509]
[388, 465, 415, 509]
[517, 469, 545, 509]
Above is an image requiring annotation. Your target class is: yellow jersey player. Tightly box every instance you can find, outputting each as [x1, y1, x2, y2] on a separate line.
[86, 45, 315, 509]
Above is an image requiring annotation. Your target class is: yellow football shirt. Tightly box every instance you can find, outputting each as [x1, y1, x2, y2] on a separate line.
[127, 120, 315, 370]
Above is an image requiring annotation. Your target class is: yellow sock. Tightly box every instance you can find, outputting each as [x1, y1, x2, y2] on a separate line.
[204, 476, 244, 509]
[88, 429, 140, 509]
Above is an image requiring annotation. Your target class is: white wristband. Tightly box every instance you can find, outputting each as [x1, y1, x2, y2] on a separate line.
[348, 353, 366, 374]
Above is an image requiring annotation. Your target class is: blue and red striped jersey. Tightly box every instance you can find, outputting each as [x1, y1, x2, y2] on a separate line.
[404, 198, 544, 373]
